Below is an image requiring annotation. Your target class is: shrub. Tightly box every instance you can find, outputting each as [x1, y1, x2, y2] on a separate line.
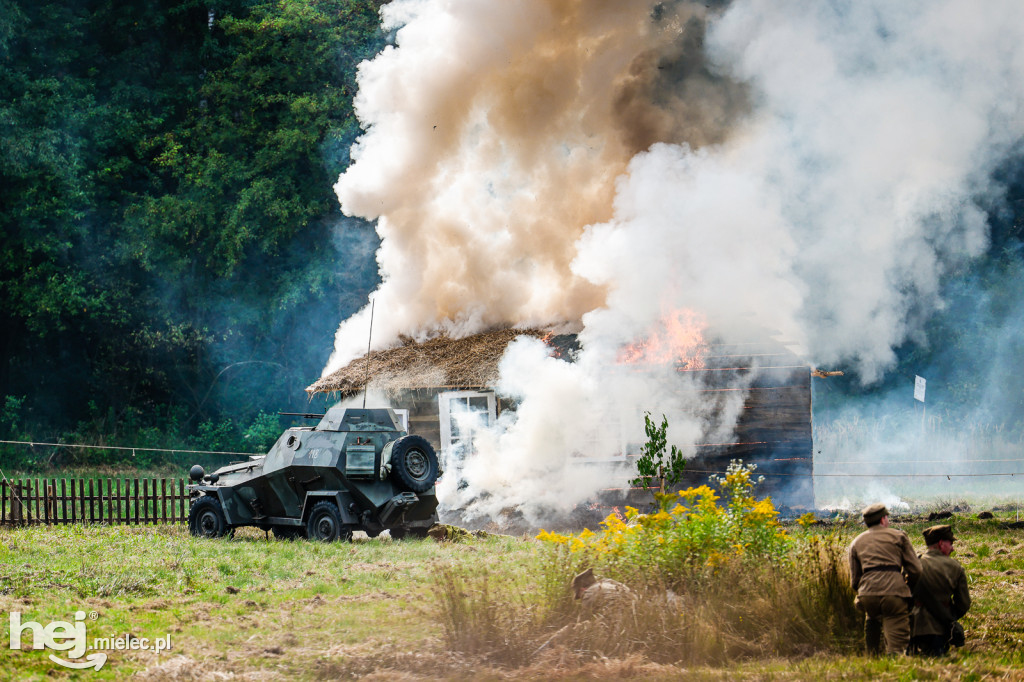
[242, 411, 283, 453]
[435, 462, 861, 665]
[1, 395, 26, 438]
[538, 460, 790, 588]
[630, 411, 687, 500]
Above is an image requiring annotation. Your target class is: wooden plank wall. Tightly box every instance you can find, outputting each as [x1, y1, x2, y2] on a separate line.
[677, 341, 813, 508]
[0, 478, 190, 526]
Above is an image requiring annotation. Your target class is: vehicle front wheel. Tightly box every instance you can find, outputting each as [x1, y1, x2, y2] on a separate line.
[188, 496, 230, 538]
[306, 501, 352, 542]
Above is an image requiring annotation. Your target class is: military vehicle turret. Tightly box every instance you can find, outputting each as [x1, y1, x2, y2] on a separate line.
[186, 406, 440, 541]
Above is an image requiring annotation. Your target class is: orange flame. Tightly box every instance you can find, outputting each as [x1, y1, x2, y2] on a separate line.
[540, 331, 564, 359]
[618, 308, 709, 368]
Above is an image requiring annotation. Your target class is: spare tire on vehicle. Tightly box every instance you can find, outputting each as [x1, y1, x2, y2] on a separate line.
[389, 435, 439, 493]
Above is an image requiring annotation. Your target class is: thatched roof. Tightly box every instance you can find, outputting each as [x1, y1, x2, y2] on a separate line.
[307, 328, 553, 397]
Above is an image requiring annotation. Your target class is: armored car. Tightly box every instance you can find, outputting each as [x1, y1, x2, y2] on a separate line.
[187, 407, 439, 541]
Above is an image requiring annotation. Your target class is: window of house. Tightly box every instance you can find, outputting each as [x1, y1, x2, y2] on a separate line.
[392, 408, 409, 432]
[438, 390, 496, 459]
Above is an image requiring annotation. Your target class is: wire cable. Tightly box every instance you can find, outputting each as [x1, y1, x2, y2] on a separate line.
[0, 439, 261, 458]
[1, 440, 1021, 477]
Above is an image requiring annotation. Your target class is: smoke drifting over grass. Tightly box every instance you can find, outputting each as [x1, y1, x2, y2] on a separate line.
[329, 0, 1024, 517]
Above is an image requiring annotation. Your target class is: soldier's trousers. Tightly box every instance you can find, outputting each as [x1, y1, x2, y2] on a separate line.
[910, 634, 949, 657]
[855, 594, 911, 655]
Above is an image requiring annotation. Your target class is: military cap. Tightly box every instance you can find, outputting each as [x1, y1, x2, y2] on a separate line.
[571, 567, 596, 598]
[862, 503, 888, 525]
[923, 524, 956, 545]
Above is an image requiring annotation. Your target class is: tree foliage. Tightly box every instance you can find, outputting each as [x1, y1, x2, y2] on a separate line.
[0, 0, 388, 454]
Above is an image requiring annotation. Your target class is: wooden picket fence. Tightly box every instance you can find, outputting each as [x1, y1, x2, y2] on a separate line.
[0, 478, 191, 526]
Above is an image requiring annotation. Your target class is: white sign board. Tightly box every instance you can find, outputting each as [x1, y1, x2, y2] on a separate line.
[914, 375, 926, 403]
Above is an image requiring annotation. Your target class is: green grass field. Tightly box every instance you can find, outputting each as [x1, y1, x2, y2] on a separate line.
[0, 512, 1022, 680]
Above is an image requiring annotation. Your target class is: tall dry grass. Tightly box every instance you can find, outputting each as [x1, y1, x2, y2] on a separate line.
[438, 464, 861, 667]
[435, 530, 861, 666]
[435, 566, 542, 666]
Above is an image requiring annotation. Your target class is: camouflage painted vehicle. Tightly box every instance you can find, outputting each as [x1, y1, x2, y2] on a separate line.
[186, 407, 440, 541]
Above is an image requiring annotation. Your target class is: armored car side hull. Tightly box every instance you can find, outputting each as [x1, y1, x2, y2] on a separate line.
[187, 407, 440, 541]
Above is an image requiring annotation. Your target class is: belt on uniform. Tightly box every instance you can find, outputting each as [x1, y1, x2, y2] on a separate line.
[863, 565, 902, 573]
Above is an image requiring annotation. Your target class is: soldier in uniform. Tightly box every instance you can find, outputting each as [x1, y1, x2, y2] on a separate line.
[848, 503, 922, 655]
[536, 568, 635, 654]
[570, 567, 632, 616]
[910, 524, 971, 656]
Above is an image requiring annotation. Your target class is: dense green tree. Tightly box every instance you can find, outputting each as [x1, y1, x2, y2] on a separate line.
[0, 0, 387, 456]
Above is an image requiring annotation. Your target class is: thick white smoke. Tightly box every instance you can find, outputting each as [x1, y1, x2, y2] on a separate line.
[328, 0, 1024, 519]
[326, 0, 743, 372]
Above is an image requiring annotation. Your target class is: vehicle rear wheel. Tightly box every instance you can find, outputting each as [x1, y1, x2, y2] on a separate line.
[188, 496, 230, 538]
[389, 435, 439, 493]
[306, 501, 352, 542]
[272, 525, 307, 540]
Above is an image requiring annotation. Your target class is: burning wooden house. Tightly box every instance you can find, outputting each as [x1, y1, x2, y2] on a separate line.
[307, 326, 814, 508]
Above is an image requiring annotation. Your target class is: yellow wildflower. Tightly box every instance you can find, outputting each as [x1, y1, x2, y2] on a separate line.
[602, 513, 625, 530]
[796, 512, 816, 527]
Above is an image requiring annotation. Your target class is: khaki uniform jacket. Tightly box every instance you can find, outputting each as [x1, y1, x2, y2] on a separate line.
[912, 547, 971, 636]
[580, 578, 632, 614]
[849, 525, 922, 597]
